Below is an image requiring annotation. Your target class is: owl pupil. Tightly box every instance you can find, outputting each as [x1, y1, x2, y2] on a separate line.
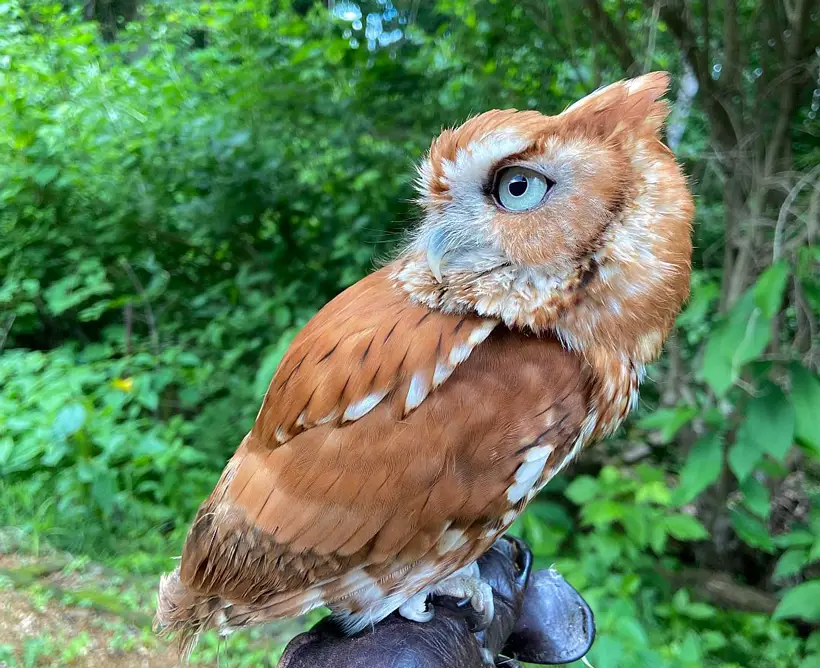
[508, 176, 528, 197]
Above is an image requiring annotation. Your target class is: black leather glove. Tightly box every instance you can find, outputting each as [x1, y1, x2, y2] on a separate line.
[278, 535, 595, 667]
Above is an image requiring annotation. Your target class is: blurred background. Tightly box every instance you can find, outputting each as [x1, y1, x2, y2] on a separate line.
[0, 0, 818, 666]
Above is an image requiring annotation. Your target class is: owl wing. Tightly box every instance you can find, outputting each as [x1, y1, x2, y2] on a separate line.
[174, 263, 590, 621]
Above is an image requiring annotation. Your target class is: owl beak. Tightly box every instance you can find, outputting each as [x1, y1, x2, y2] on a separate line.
[426, 228, 451, 283]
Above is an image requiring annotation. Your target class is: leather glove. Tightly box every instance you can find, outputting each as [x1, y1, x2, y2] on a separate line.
[278, 535, 595, 667]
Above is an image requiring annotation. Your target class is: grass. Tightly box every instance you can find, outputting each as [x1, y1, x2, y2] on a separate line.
[0, 480, 310, 667]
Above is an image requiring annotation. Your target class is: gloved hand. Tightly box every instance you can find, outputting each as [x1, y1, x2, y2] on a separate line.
[278, 535, 595, 667]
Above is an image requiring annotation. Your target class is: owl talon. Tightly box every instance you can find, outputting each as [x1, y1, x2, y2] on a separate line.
[430, 571, 495, 633]
[437, 598, 492, 632]
[398, 591, 435, 623]
[436, 595, 472, 611]
[435, 594, 484, 630]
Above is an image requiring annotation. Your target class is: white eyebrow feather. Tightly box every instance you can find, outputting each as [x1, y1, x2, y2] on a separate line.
[440, 131, 530, 189]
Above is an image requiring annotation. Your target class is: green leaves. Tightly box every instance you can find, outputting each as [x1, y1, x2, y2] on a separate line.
[622, 511, 650, 547]
[33, 165, 60, 186]
[0, 435, 43, 475]
[663, 514, 709, 541]
[565, 475, 600, 505]
[588, 636, 624, 668]
[700, 264, 791, 396]
[791, 364, 820, 452]
[729, 384, 795, 482]
[582, 499, 626, 527]
[774, 582, 820, 623]
[675, 276, 719, 334]
[728, 430, 761, 482]
[748, 385, 796, 461]
[739, 476, 771, 519]
[730, 508, 775, 552]
[566, 465, 708, 554]
[52, 403, 87, 440]
[638, 405, 697, 444]
[673, 436, 723, 505]
[773, 549, 810, 581]
[753, 261, 790, 318]
[41, 259, 113, 317]
[0, 344, 214, 530]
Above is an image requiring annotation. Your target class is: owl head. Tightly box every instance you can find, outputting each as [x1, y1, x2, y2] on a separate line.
[396, 72, 693, 365]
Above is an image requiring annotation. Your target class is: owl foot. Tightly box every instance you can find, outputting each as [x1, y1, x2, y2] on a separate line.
[430, 572, 495, 632]
[397, 591, 434, 623]
[398, 563, 495, 633]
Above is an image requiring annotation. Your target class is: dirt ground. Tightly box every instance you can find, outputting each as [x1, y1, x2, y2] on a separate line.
[0, 552, 181, 668]
[0, 545, 305, 668]
[0, 586, 180, 668]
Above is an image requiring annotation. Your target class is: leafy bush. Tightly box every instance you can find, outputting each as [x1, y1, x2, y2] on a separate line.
[1, 0, 818, 665]
[640, 263, 820, 624]
[0, 345, 214, 550]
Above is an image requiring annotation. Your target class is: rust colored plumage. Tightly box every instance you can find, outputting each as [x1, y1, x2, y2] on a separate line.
[156, 72, 694, 656]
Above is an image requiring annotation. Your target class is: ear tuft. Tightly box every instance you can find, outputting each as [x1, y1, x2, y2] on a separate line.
[561, 71, 671, 139]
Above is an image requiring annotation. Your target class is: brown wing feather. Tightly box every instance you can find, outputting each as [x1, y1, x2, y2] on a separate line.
[157, 264, 591, 648]
[252, 265, 497, 445]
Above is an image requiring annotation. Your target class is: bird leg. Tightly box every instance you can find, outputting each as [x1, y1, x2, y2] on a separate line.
[398, 562, 495, 632]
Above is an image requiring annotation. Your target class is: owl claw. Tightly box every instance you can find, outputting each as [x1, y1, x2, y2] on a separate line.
[437, 594, 492, 632]
[398, 592, 435, 623]
[430, 572, 495, 633]
[399, 564, 495, 632]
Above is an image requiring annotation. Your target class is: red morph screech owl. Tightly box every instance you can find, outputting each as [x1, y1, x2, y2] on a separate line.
[156, 71, 694, 657]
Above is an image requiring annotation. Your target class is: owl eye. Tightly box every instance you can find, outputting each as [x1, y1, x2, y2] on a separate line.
[493, 167, 553, 212]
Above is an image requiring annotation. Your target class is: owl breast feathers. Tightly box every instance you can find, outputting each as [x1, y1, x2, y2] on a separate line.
[156, 72, 693, 655]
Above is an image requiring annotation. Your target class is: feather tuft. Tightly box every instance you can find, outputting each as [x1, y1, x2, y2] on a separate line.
[155, 566, 224, 661]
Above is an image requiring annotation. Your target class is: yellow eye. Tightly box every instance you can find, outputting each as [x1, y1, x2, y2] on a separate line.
[493, 167, 553, 212]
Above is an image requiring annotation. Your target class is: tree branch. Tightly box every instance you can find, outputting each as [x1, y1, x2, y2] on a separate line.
[700, 0, 710, 79]
[659, 567, 778, 615]
[119, 259, 160, 356]
[773, 165, 820, 262]
[523, 0, 592, 90]
[763, 0, 811, 177]
[0, 314, 15, 353]
[650, 0, 737, 152]
[722, 0, 741, 95]
[584, 0, 638, 73]
[124, 303, 133, 356]
[643, 0, 661, 73]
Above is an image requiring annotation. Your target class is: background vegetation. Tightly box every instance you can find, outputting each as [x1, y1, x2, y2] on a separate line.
[0, 0, 818, 666]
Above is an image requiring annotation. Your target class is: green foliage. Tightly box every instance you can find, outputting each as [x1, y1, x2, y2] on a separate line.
[791, 363, 820, 453]
[775, 582, 820, 624]
[700, 264, 791, 396]
[1, 0, 818, 666]
[639, 258, 820, 662]
[0, 346, 216, 551]
[673, 436, 722, 505]
[516, 464, 812, 667]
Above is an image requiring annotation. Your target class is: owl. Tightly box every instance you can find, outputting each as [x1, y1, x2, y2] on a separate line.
[156, 71, 693, 656]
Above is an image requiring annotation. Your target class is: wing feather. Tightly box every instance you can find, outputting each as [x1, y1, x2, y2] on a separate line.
[169, 262, 591, 634]
[254, 268, 496, 445]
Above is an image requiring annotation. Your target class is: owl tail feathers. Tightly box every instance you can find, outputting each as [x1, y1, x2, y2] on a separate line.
[155, 566, 228, 661]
